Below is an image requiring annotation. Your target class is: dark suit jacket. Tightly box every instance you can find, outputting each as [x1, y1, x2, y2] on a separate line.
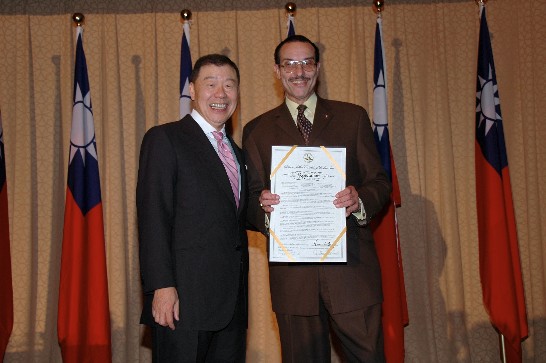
[243, 97, 390, 316]
[137, 115, 248, 331]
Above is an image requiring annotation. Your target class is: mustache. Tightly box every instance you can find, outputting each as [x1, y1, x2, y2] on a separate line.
[288, 75, 311, 82]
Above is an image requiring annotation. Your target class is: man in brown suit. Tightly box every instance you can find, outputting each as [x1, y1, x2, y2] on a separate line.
[243, 35, 391, 362]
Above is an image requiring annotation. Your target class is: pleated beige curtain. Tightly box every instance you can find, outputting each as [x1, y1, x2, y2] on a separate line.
[1, 0, 545, 362]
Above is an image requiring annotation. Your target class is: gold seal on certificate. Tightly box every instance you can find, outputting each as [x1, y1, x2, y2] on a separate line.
[269, 146, 347, 263]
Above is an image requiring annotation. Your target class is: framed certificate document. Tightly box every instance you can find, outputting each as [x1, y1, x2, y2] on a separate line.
[269, 146, 347, 263]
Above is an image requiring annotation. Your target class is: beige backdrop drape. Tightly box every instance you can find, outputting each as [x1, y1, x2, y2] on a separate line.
[1, 0, 545, 362]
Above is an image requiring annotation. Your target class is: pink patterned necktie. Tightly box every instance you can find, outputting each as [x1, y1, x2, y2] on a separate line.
[297, 104, 312, 145]
[212, 131, 239, 208]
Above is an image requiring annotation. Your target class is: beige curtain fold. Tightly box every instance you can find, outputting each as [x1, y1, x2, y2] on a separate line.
[1, 0, 544, 362]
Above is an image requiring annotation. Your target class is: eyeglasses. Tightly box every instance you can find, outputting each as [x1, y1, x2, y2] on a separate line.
[279, 59, 317, 73]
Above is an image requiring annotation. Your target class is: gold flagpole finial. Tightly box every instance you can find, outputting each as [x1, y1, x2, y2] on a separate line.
[475, 0, 488, 5]
[181, 9, 192, 22]
[72, 13, 85, 26]
[373, 0, 385, 14]
[285, 2, 297, 15]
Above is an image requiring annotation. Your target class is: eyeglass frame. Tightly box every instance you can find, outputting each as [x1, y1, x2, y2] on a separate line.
[278, 59, 318, 73]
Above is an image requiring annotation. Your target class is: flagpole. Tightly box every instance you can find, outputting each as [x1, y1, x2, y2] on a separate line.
[371, 1, 410, 362]
[72, 12, 84, 27]
[373, 0, 385, 14]
[500, 334, 507, 363]
[285, 2, 296, 16]
[58, 12, 112, 362]
[179, 9, 193, 118]
[285, 2, 296, 38]
[475, 1, 510, 362]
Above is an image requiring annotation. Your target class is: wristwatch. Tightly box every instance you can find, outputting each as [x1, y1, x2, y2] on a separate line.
[352, 198, 367, 225]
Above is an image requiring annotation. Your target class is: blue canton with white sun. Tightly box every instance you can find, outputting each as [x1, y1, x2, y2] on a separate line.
[475, 9, 508, 176]
[67, 30, 102, 215]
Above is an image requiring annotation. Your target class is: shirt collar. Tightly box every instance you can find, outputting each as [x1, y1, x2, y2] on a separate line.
[191, 109, 226, 137]
[285, 93, 318, 124]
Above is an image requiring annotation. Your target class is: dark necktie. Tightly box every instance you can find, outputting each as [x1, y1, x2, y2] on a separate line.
[212, 131, 239, 208]
[297, 104, 312, 145]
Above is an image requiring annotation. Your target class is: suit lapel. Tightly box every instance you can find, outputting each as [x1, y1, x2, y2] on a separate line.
[183, 118, 239, 210]
[275, 104, 306, 145]
[308, 98, 334, 145]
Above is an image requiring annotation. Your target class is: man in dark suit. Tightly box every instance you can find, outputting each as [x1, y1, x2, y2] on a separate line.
[137, 54, 248, 362]
[243, 35, 391, 362]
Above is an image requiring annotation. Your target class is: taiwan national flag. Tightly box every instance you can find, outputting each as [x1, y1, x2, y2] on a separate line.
[371, 16, 408, 363]
[180, 19, 192, 118]
[475, 5, 528, 362]
[0, 110, 14, 359]
[57, 26, 112, 363]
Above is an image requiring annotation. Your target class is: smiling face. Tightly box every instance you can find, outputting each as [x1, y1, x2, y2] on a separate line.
[189, 64, 239, 131]
[275, 41, 320, 104]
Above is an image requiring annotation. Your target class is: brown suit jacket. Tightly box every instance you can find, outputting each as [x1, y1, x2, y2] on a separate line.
[243, 97, 391, 316]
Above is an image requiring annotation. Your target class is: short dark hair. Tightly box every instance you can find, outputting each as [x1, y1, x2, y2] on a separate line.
[274, 35, 320, 65]
[189, 54, 240, 84]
